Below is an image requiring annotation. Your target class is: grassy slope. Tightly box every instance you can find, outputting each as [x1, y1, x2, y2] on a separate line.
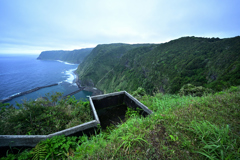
[74, 86, 240, 159]
[2, 87, 239, 159]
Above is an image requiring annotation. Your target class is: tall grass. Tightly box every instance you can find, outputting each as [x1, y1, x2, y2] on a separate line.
[188, 120, 237, 160]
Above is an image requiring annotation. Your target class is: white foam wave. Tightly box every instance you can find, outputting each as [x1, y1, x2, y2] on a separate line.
[56, 60, 64, 63]
[56, 60, 75, 65]
[64, 62, 76, 65]
[64, 68, 77, 84]
[2, 92, 21, 100]
[11, 92, 21, 97]
[58, 81, 63, 85]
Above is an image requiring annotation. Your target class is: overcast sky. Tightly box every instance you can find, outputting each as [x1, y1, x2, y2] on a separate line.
[0, 0, 240, 54]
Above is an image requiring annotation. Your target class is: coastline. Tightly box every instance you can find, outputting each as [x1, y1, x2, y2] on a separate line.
[0, 68, 102, 104]
[73, 70, 103, 96]
[73, 70, 81, 88]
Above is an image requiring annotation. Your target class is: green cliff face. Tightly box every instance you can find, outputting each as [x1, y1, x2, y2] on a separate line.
[76, 36, 240, 94]
[37, 48, 93, 64]
[75, 43, 152, 87]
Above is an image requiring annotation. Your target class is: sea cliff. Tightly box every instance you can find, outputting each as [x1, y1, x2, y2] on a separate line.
[37, 48, 93, 64]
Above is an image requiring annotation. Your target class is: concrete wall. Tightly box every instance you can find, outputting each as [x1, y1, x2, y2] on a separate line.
[0, 103, 100, 147]
[0, 91, 152, 148]
[90, 91, 153, 115]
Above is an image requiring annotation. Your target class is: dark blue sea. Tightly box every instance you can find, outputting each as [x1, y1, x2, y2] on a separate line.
[0, 54, 92, 106]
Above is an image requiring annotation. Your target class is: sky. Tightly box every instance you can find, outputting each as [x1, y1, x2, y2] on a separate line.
[0, 0, 240, 54]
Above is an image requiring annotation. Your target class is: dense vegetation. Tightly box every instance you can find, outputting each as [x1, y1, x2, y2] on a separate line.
[1, 86, 239, 159]
[0, 93, 92, 135]
[37, 48, 93, 64]
[76, 36, 240, 94]
[75, 43, 153, 87]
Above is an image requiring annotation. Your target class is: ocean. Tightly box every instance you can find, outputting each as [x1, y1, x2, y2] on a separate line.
[0, 54, 91, 106]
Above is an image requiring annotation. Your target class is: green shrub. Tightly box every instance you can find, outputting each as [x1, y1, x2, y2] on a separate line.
[0, 135, 79, 160]
[132, 87, 146, 98]
[0, 92, 92, 135]
[179, 83, 213, 97]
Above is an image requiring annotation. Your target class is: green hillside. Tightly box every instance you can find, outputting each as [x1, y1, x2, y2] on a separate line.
[37, 48, 93, 64]
[75, 43, 153, 86]
[77, 36, 240, 94]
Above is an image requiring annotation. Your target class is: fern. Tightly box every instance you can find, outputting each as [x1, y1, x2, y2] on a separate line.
[32, 143, 47, 160]
[37, 135, 78, 159]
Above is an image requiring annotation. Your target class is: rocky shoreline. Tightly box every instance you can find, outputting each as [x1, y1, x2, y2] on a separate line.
[82, 86, 103, 96]
[73, 70, 103, 96]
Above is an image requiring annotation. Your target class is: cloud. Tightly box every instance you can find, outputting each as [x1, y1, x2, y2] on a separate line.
[0, 0, 240, 54]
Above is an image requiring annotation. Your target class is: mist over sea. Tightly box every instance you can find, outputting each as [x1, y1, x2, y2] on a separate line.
[0, 54, 91, 105]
